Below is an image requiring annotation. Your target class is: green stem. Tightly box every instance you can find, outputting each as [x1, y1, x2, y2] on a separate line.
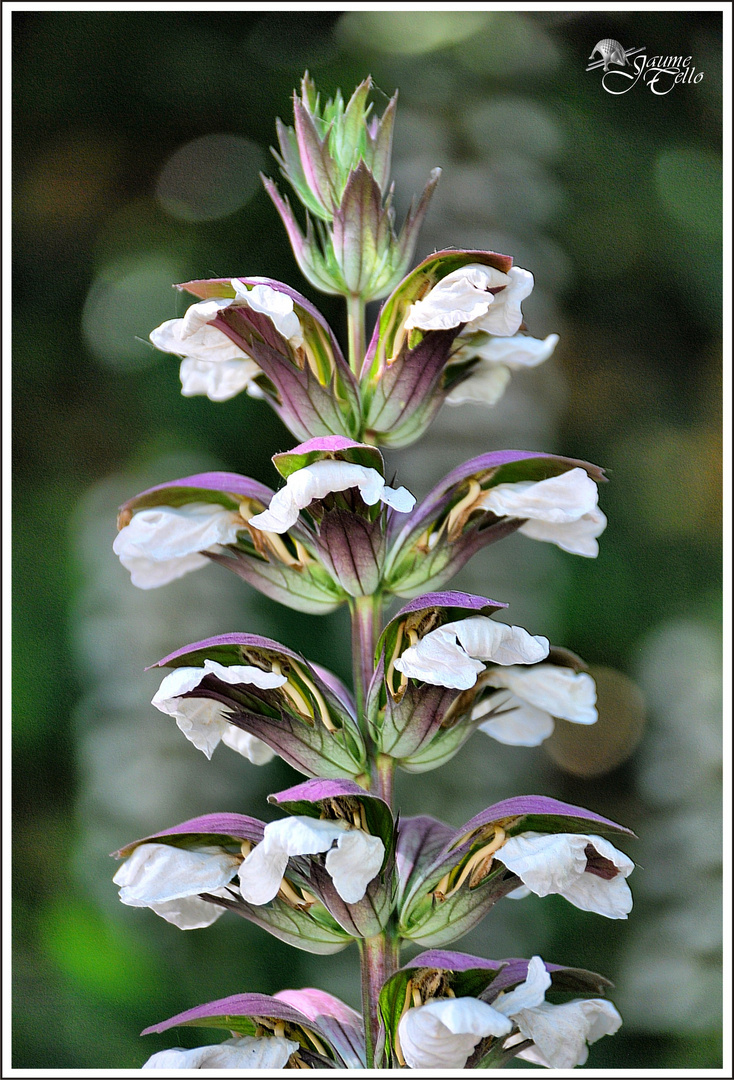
[359, 928, 401, 1068]
[349, 592, 381, 736]
[346, 292, 366, 378]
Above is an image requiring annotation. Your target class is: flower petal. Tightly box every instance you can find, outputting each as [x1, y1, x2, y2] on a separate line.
[113, 503, 243, 588]
[478, 468, 599, 525]
[404, 263, 511, 332]
[513, 998, 622, 1069]
[142, 1034, 299, 1070]
[398, 997, 512, 1069]
[394, 617, 549, 690]
[519, 507, 608, 557]
[492, 955, 551, 1016]
[498, 832, 634, 919]
[221, 726, 276, 764]
[483, 665, 597, 725]
[477, 692, 555, 746]
[445, 363, 511, 406]
[148, 888, 232, 930]
[324, 829, 385, 903]
[450, 617, 550, 666]
[179, 356, 260, 401]
[468, 266, 534, 336]
[113, 843, 240, 907]
[249, 460, 415, 533]
[151, 662, 286, 759]
[231, 279, 304, 346]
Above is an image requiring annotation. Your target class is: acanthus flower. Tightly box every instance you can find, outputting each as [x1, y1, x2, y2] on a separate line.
[384, 450, 607, 597]
[390, 953, 622, 1070]
[497, 831, 634, 919]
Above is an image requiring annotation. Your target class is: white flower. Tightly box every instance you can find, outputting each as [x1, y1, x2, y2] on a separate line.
[248, 460, 416, 534]
[142, 1034, 299, 1069]
[151, 660, 286, 760]
[498, 831, 634, 919]
[230, 279, 303, 347]
[398, 996, 513, 1069]
[113, 502, 243, 589]
[477, 467, 607, 557]
[476, 664, 597, 746]
[398, 956, 622, 1069]
[150, 298, 241, 362]
[404, 263, 533, 338]
[446, 333, 559, 406]
[393, 616, 550, 691]
[113, 842, 241, 928]
[508, 997, 623, 1069]
[405, 264, 512, 332]
[149, 284, 304, 402]
[179, 356, 260, 402]
[238, 815, 385, 906]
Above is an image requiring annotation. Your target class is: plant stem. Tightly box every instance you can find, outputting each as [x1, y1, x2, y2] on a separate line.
[349, 592, 381, 739]
[346, 292, 366, 378]
[359, 928, 401, 1068]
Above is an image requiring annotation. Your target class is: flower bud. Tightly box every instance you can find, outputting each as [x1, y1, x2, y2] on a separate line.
[264, 74, 439, 301]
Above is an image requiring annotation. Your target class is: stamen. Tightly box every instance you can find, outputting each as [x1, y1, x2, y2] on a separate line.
[240, 839, 252, 858]
[446, 479, 482, 537]
[292, 664, 337, 732]
[304, 1030, 328, 1056]
[393, 979, 414, 1068]
[411, 985, 423, 1009]
[278, 878, 309, 907]
[385, 622, 404, 697]
[442, 828, 507, 899]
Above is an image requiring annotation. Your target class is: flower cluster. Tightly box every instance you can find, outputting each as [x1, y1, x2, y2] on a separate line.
[111, 75, 632, 1070]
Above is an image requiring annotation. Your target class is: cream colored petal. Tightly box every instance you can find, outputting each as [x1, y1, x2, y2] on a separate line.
[445, 363, 512, 406]
[398, 997, 512, 1070]
[519, 507, 607, 557]
[147, 888, 231, 930]
[479, 468, 599, 525]
[513, 998, 622, 1069]
[483, 665, 597, 725]
[231, 279, 303, 346]
[404, 263, 510, 332]
[493, 956, 551, 1016]
[114, 843, 240, 907]
[498, 831, 588, 896]
[325, 829, 385, 903]
[469, 332, 559, 369]
[394, 627, 486, 690]
[449, 617, 550, 666]
[113, 503, 242, 562]
[143, 1035, 299, 1069]
[248, 460, 414, 534]
[477, 691, 555, 746]
[469, 266, 534, 337]
[179, 356, 260, 401]
[115, 550, 210, 590]
[221, 726, 276, 764]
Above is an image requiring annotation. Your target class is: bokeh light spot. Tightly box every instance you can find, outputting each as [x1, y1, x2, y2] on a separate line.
[544, 665, 646, 777]
[155, 133, 264, 222]
[337, 10, 492, 55]
[654, 146, 722, 238]
[82, 254, 184, 371]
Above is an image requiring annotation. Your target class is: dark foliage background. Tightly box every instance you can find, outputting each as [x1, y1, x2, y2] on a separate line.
[12, 8, 722, 1069]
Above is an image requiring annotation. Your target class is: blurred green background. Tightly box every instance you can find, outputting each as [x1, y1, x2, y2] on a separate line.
[12, 9, 723, 1070]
